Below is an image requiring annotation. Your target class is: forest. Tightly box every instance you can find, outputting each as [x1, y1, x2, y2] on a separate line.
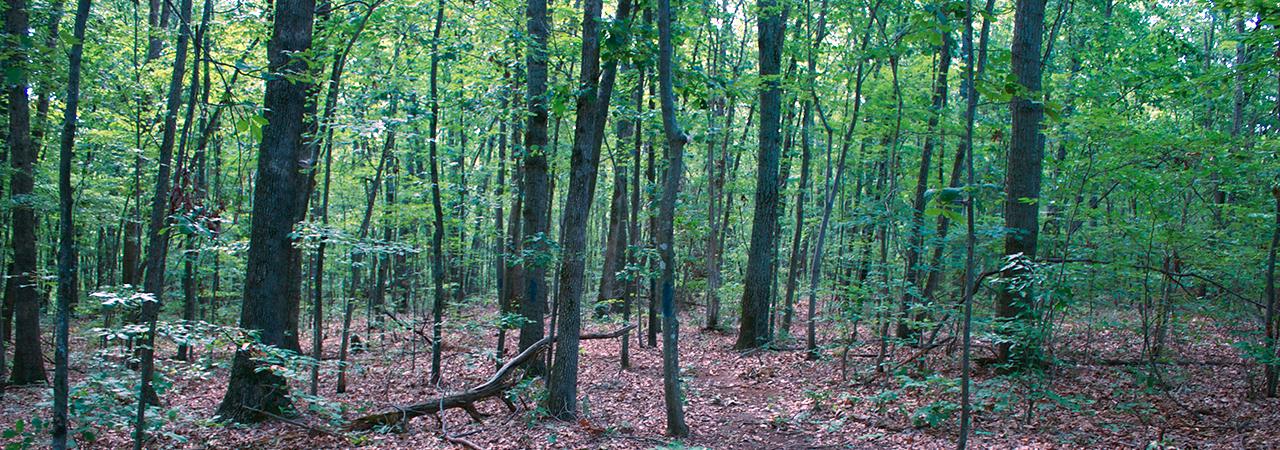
[0, 0, 1277, 447]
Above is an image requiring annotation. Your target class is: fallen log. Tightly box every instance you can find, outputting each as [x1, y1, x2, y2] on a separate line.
[346, 324, 636, 432]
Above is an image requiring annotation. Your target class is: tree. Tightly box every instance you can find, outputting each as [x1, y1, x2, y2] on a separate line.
[4, 0, 47, 387]
[215, 0, 317, 422]
[995, 0, 1048, 366]
[736, 0, 787, 350]
[958, 0, 982, 443]
[427, 0, 448, 385]
[656, 0, 688, 434]
[517, 0, 552, 377]
[545, 0, 634, 417]
[53, 0, 93, 447]
[897, 23, 953, 341]
[134, 0, 194, 440]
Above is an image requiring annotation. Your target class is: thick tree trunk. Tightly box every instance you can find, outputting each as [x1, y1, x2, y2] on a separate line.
[995, 0, 1048, 366]
[517, 0, 552, 377]
[736, 0, 787, 349]
[5, 0, 47, 387]
[214, 0, 316, 423]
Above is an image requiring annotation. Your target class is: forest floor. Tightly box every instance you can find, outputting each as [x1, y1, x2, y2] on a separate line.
[2, 299, 1277, 449]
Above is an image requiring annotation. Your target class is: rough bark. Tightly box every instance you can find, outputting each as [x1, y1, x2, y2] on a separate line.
[4, 0, 47, 386]
[545, 0, 633, 417]
[656, 0, 689, 433]
[736, 0, 787, 349]
[518, 0, 552, 377]
[53, 0, 92, 446]
[995, 0, 1048, 365]
[215, 0, 316, 423]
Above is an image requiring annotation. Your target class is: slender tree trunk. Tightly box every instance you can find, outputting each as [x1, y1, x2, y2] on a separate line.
[898, 29, 952, 341]
[705, 94, 731, 331]
[781, 101, 811, 336]
[427, 0, 449, 385]
[736, 0, 787, 349]
[656, 0, 689, 434]
[546, 0, 633, 417]
[53, 0, 92, 447]
[3, 0, 46, 387]
[177, 0, 213, 362]
[134, 0, 194, 438]
[995, 0, 1049, 366]
[214, 0, 316, 423]
[805, 0, 877, 359]
[958, 0, 981, 443]
[597, 172, 628, 315]
[1265, 180, 1280, 397]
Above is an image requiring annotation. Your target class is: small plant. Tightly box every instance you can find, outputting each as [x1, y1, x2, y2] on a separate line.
[2, 417, 47, 450]
[911, 400, 959, 428]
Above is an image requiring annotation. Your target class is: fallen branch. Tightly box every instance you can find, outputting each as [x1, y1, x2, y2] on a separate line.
[858, 338, 954, 384]
[245, 406, 345, 438]
[347, 325, 635, 432]
[581, 324, 636, 340]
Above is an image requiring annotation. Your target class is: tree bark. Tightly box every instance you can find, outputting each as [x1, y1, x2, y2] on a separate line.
[3, 0, 46, 386]
[53, 0, 92, 447]
[427, 0, 449, 385]
[897, 29, 952, 341]
[546, 0, 633, 417]
[134, 0, 194, 437]
[215, 0, 316, 423]
[596, 171, 628, 315]
[656, 0, 689, 434]
[518, 0, 552, 377]
[995, 0, 1048, 366]
[736, 0, 787, 349]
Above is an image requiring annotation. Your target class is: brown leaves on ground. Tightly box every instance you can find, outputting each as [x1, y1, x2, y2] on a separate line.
[2, 302, 1277, 449]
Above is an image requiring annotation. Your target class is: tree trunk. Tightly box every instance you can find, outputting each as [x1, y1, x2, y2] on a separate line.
[958, 0, 983, 443]
[215, 0, 316, 423]
[5, 0, 47, 386]
[177, 0, 214, 362]
[898, 29, 952, 341]
[781, 101, 811, 336]
[596, 171, 628, 316]
[518, 0, 552, 377]
[134, 0, 194, 437]
[427, 0, 449, 385]
[995, 0, 1048, 366]
[736, 0, 787, 350]
[546, 0, 633, 417]
[656, 0, 689, 434]
[53, 0, 92, 447]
